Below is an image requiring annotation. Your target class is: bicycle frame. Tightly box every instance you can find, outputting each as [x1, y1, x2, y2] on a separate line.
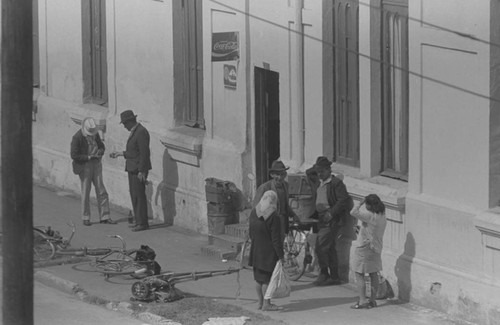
[56, 234, 127, 257]
[283, 222, 314, 281]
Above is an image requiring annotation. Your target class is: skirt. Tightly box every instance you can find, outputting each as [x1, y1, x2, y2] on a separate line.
[253, 267, 273, 284]
[352, 246, 382, 274]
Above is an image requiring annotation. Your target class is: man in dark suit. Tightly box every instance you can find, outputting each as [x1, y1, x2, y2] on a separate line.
[110, 110, 152, 232]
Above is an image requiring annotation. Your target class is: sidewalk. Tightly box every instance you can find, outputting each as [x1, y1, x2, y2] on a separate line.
[33, 184, 472, 325]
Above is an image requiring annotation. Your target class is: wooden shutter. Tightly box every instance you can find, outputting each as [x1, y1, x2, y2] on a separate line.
[381, 0, 408, 179]
[335, 0, 359, 166]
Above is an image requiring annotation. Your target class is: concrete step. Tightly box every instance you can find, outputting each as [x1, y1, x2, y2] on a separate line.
[208, 233, 244, 252]
[224, 223, 249, 239]
[200, 245, 238, 260]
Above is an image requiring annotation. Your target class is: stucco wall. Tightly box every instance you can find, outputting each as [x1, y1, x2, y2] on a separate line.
[44, 0, 83, 102]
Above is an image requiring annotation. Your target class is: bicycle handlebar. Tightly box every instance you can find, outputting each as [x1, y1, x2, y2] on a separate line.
[106, 234, 127, 249]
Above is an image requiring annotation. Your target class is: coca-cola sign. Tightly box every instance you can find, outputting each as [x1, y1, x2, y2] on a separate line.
[212, 32, 239, 62]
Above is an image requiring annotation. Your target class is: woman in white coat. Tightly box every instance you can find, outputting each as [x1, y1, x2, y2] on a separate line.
[350, 194, 387, 309]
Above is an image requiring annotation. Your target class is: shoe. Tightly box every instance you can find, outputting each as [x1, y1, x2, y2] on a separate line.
[369, 300, 377, 308]
[131, 225, 149, 232]
[83, 220, 91, 226]
[350, 301, 371, 309]
[262, 304, 283, 311]
[128, 217, 134, 224]
[100, 219, 117, 224]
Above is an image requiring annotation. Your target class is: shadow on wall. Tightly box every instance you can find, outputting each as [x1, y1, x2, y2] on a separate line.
[151, 149, 178, 226]
[395, 232, 416, 303]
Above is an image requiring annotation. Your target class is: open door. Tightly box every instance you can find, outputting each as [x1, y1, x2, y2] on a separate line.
[255, 67, 280, 187]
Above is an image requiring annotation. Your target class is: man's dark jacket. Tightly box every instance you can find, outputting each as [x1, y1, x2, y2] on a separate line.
[70, 130, 105, 175]
[123, 123, 152, 173]
[306, 167, 356, 239]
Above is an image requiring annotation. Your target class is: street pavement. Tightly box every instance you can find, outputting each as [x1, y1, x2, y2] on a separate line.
[30, 184, 473, 325]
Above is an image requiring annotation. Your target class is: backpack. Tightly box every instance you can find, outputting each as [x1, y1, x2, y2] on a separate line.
[135, 245, 161, 275]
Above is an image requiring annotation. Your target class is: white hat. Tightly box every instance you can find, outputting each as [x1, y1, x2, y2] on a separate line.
[81, 117, 98, 136]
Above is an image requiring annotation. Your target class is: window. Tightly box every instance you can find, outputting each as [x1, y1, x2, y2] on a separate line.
[172, 0, 204, 128]
[82, 0, 108, 106]
[381, 0, 408, 179]
[335, 0, 359, 166]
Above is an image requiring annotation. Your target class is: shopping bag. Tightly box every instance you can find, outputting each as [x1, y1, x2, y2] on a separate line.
[376, 273, 394, 299]
[264, 260, 291, 299]
[365, 273, 394, 299]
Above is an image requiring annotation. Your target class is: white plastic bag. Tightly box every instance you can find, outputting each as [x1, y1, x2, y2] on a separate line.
[264, 260, 291, 299]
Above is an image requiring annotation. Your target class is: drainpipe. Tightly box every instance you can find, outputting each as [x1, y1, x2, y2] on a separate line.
[291, 0, 305, 168]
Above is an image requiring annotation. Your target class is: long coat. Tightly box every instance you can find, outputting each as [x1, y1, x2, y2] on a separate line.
[248, 208, 284, 273]
[123, 123, 152, 173]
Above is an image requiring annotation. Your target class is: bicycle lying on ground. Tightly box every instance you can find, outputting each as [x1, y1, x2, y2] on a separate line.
[34, 224, 159, 279]
[33, 222, 75, 262]
[237, 219, 316, 281]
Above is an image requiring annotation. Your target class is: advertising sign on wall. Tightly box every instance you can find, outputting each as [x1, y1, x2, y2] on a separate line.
[224, 64, 237, 89]
[212, 32, 239, 62]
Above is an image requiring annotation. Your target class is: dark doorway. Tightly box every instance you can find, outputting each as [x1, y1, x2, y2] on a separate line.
[254, 67, 280, 187]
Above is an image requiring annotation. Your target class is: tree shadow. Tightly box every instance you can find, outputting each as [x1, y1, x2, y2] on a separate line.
[394, 232, 416, 303]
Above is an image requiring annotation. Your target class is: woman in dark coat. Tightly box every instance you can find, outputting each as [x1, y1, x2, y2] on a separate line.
[248, 190, 284, 311]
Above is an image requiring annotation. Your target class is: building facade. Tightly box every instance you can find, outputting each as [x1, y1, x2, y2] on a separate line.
[33, 0, 500, 323]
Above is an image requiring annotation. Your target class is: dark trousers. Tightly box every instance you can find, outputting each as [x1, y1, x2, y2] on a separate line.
[315, 226, 340, 280]
[128, 172, 149, 226]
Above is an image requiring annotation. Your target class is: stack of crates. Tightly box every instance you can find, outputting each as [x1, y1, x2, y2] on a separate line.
[205, 177, 236, 235]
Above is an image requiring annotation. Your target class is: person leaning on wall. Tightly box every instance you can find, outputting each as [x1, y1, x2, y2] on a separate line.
[70, 117, 116, 226]
[305, 156, 353, 286]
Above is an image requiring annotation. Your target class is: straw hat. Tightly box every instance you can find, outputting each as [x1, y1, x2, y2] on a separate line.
[81, 117, 98, 137]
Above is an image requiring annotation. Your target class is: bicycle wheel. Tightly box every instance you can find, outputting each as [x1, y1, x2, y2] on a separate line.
[283, 229, 312, 281]
[34, 234, 56, 261]
[237, 236, 251, 269]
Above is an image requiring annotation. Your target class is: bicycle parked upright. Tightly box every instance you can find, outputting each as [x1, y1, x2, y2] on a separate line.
[238, 218, 316, 281]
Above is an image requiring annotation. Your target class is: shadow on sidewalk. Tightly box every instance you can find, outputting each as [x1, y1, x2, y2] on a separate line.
[280, 296, 356, 312]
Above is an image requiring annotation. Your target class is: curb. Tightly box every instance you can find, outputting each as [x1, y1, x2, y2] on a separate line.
[34, 270, 181, 325]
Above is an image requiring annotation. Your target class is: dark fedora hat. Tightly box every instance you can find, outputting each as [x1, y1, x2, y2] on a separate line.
[313, 156, 332, 170]
[120, 110, 137, 124]
[269, 160, 289, 173]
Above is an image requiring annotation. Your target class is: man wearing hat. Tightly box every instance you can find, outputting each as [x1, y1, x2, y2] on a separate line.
[70, 117, 115, 226]
[305, 156, 353, 286]
[253, 160, 301, 241]
[110, 110, 152, 232]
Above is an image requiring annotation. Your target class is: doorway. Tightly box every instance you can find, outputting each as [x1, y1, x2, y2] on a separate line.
[254, 67, 280, 187]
